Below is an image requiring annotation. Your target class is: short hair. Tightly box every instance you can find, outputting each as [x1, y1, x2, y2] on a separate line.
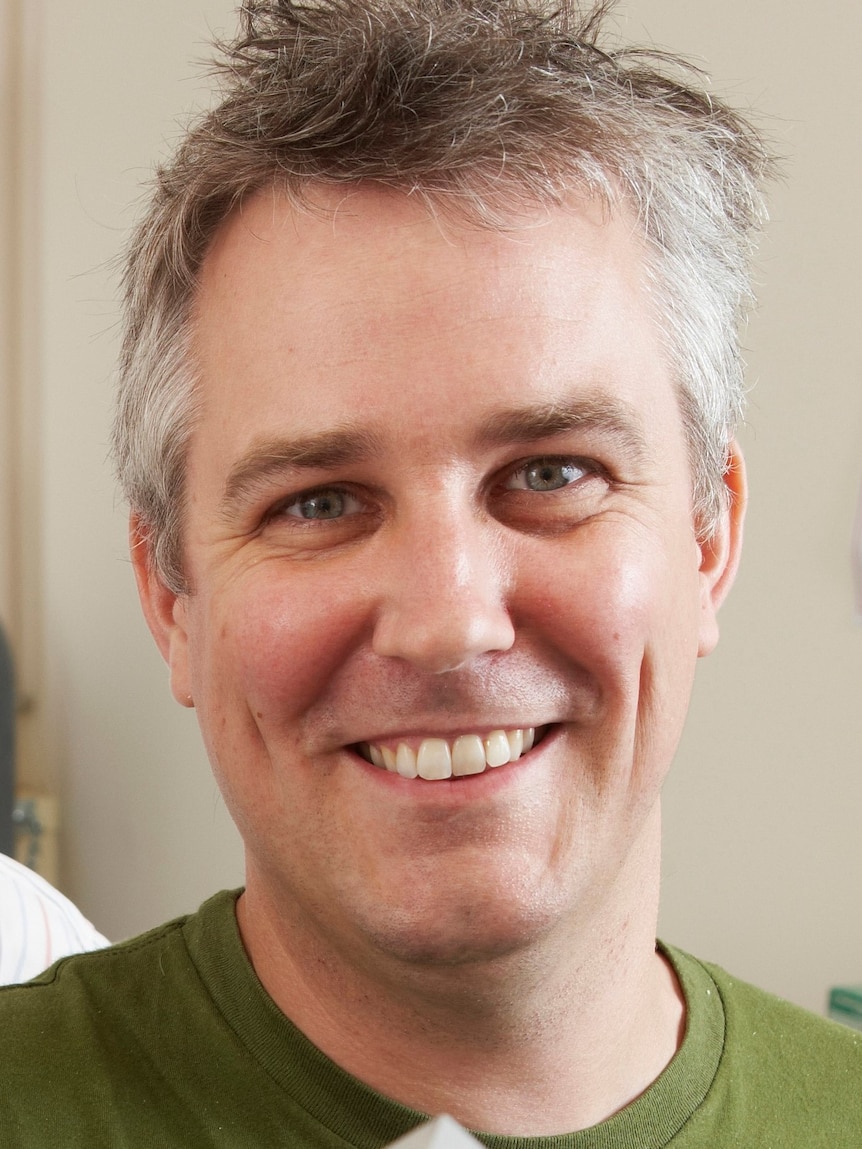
[114, 0, 771, 593]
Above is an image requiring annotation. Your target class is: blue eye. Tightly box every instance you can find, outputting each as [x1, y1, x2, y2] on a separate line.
[505, 458, 589, 492]
[284, 488, 361, 520]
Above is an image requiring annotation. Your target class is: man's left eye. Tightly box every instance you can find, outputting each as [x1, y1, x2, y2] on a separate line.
[504, 458, 591, 492]
[283, 488, 363, 520]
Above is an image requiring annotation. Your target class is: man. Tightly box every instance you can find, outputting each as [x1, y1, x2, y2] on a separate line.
[1, 0, 859, 1144]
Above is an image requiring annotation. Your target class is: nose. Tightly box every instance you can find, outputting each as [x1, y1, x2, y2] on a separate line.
[371, 502, 515, 674]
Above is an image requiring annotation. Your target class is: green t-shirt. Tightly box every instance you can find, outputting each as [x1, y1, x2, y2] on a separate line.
[0, 889, 859, 1146]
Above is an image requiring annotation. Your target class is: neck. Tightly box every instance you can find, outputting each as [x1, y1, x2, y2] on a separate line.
[237, 810, 684, 1135]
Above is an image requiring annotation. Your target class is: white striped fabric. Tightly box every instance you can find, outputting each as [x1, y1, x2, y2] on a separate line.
[0, 853, 109, 984]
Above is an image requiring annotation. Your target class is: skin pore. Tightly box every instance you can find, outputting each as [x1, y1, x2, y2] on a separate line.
[133, 184, 744, 1134]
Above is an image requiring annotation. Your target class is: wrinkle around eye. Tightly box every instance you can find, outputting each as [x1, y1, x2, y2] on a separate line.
[253, 484, 384, 556]
[492, 461, 612, 535]
[256, 498, 381, 559]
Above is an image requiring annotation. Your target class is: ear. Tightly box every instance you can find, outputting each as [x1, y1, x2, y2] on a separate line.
[129, 514, 195, 708]
[696, 443, 746, 658]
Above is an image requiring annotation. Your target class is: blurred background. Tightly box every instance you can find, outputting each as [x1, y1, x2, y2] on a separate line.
[0, 0, 860, 1014]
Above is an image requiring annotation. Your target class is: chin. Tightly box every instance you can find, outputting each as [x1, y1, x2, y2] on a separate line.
[360, 891, 565, 969]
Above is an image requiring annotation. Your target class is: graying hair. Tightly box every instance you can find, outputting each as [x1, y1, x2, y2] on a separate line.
[114, 0, 771, 593]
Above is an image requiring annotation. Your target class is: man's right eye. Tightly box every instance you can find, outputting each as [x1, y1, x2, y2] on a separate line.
[281, 487, 363, 521]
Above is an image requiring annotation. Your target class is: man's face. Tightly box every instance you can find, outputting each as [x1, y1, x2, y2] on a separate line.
[138, 186, 740, 967]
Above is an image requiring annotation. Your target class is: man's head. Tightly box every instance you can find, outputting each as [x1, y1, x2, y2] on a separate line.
[122, 0, 766, 973]
[114, 0, 769, 595]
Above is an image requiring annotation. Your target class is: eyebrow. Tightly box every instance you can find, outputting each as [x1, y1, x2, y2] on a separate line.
[221, 425, 382, 514]
[221, 394, 647, 514]
[476, 395, 648, 459]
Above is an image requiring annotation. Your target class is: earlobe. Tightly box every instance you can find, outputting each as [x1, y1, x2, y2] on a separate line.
[697, 444, 746, 658]
[129, 514, 195, 708]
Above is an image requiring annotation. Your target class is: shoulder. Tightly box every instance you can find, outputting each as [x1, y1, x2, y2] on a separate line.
[702, 954, 862, 1072]
[0, 912, 191, 1132]
[0, 892, 233, 1072]
[0, 891, 251, 1142]
[0, 889, 239, 1031]
[0, 891, 237, 1047]
[665, 945, 862, 1141]
[0, 910, 187, 1032]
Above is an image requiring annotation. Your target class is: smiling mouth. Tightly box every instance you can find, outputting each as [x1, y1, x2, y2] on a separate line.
[355, 726, 548, 781]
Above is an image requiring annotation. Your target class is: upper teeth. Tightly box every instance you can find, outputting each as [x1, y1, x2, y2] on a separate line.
[360, 727, 536, 781]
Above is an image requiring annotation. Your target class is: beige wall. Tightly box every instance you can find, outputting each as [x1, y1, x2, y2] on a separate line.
[0, 0, 16, 632]
[28, 0, 244, 927]
[1, 0, 44, 787]
[8, 0, 860, 1014]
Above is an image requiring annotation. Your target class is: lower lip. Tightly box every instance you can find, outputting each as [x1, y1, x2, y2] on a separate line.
[348, 726, 558, 803]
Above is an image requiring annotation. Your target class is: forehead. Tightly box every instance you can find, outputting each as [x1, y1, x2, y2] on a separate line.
[196, 182, 649, 322]
[190, 183, 676, 454]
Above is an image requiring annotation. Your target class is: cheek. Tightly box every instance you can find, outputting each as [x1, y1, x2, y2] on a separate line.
[531, 540, 697, 661]
[518, 526, 703, 734]
[609, 539, 703, 782]
[186, 568, 368, 723]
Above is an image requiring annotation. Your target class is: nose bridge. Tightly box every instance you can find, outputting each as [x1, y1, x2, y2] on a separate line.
[371, 488, 515, 673]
